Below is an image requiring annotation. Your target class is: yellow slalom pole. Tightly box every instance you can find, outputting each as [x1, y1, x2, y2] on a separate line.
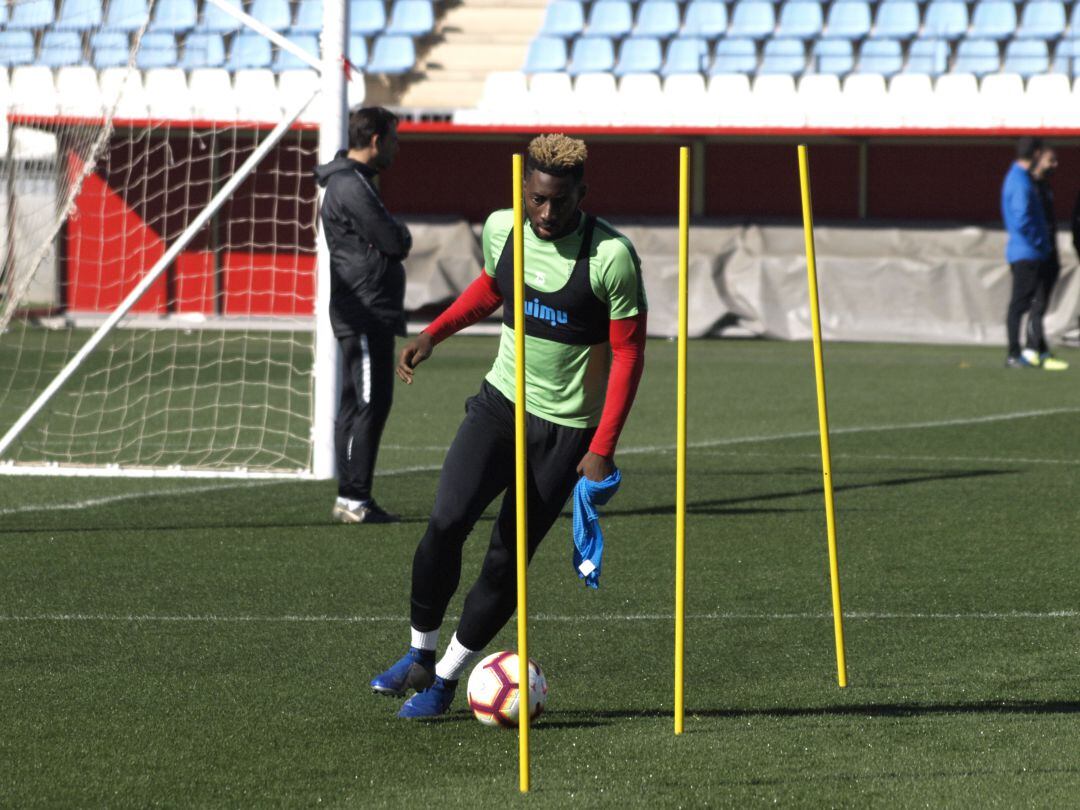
[797, 144, 848, 689]
[674, 146, 690, 734]
[512, 154, 531, 791]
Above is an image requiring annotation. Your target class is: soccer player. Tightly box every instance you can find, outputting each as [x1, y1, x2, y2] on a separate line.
[370, 134, 648, 718]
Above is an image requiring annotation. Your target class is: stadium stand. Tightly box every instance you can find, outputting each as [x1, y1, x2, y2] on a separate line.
[54, 0, 103, 31]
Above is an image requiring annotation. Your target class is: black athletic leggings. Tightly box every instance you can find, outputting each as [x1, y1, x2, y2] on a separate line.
[1006, 258, 1059, 357]
[335, 330, 396, 501]
[410, 380, 594, 651]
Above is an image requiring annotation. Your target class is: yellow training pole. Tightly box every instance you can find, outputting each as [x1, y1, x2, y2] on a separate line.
[512, 153, 531, 790]
[674, 146, 690, 734]
[797, 144, 848, 689]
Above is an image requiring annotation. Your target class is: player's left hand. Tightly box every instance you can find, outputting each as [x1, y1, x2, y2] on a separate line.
[577, 451, 614, 482]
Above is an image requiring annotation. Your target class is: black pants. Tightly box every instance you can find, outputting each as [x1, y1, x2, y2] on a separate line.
[410, 381, 594, 651]
[335, 330, 396, 501]
[1006, 259, 1044, 357]
[1026, 257, 1061, 355]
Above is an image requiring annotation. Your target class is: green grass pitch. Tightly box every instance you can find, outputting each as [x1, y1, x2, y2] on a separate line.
[2, 336, 1079, 807]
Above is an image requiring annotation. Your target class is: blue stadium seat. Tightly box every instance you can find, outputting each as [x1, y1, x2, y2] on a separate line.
[91, 30, 131, 67]
[0, 30, 36, 65]
[386, 0, 435, 36]
[905, 38, 950, 74]
[1016, 1, 1065, 40]
[367, 34, 416, 73]
[274, 33, 319, 71]
[969, 0, 1017, 42]
[1070, 4, 1080, 39]
[952, 38, 1000, 76]
[104, 0, 149, 32]
[180, 32, 227, 68]
[811, 38, 854, 74]
[857, 38, 903, 76]
[759, 37, 806, 74]
[568, 35, 616, 74]
[728, 0, 776, 40]
[7, 0, 55, 30]
[349, 33, 369, 66]
[351, 0, 388, 35]
[54, 0, 103, 32]
[136, 32, 179, 68]
[663, 36, 710, 75]
[540, 0, 585, 38]
[825, 1, 871, 40]
[196, 0, 243, 33]
[1003, 39, 1049, 77]
[615, 36, 663, 75]
[682, 1, 728, 40]
[1053, 39, 1080, 76]
[587, 0, 634, 38]
[150, 0, 196, 32]
[634, 0, 682, 38]
[249, 0, 292, 32]
[775, 1, 823, 41]
[873, 1, 920, 41]
[39, 30, 85, 67]
[523, 36, 568, 72]
[922, 0, 969, 41]
[292, 0, 324, 33]
[227, 31, 273, 70]
[711, 36, 758, 73]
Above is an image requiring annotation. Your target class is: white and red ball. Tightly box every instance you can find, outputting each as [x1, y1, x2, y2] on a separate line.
[466, 651, 548, 728]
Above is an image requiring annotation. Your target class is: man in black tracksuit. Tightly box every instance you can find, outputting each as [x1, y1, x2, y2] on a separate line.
[314, 107, 411, 523]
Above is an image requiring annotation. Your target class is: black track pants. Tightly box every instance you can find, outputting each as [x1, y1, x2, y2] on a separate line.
[1026, 257, 1062, 355]
[409, 380, 594, 651]
[335, 330, 396, 501]
[1006, 260, 1042, 357]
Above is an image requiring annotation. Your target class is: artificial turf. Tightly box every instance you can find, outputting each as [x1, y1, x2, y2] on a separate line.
[2, 336, 1079, 807]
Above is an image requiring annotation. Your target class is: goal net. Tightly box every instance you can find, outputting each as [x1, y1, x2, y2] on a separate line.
[0, 0, 347, 477]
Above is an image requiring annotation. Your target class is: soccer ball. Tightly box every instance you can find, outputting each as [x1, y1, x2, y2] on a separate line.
[466, 651, 548, 728]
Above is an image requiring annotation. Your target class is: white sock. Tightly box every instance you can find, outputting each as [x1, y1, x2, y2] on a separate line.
[411, 626, 439, 652]
[435, 633, 481, 681]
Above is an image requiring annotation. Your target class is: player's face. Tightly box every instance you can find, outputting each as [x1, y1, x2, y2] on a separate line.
[524, 170, 586, 241]
[1034, 148, 1058, 180]
[372, 124, 400, 170]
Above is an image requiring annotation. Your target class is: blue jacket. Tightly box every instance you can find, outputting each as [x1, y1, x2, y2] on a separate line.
[1001, 162, 1052, 264]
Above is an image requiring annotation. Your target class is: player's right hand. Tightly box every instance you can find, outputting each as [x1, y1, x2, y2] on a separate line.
[396, 332, 434, 384]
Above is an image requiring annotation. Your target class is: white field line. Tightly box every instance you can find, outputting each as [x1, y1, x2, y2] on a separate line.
[1, 611, 1078, 623]
[699, 450, 1080, 467]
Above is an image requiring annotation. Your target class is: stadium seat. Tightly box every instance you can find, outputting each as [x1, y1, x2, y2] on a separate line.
[812, 39, 854, 75]
[524, 36, 568, 72]
[750, 74, 802, 125]
[1069, 4, 1080, 39]
[180, 32, 227, 69]
[150, 0, 196, 32]
[386, 0, 435, 36]
[708, 72, 754, 125]
[615, 36, 663, 76]
[1015, 1, 1066, 40]
[799, 73, 844, 126]
[278, 68, 321, 122]
[617, 73, 665, 124]
[99, 66, 148, 117]
[889, 72, 935, 126]
[367, 34, 416, 74]
[0, 31, 36, 67]
[1052, 39, 1080, 76]
[662, 37, 710, 76]
[274, 33, 319, 71]
[906, 38, 950, 75]
[953, 39, 1001, 77]
[10, 66, 59, 116]
[760, 38, 805, 75]
[728, 1, 776, 40]
[530, 72, 575, 124]
[189, 68, 237, 118]
[455, 72, 525, 125]
[144, 68, 192, 117]
[634, 0, 682, 38]
[1003, 39, 1049, 78]
[775, 1, 824, 41]
[587, 0, 634, 38]
[91, 30, 131, 68]
[54, 0, 103, 32]
[40, 31, 85, 68]
[6, 0, 54, 30]
[969, 0, 1017, 41]
[573, 72, 619, 124]
[196, 0, 242, 33]
[568, 36, 616, 75]
[922, 0, 969, 41]
[842, 73, 895, 126]
[135, 32, 179, 69]
[227, 32, 273, 70]
[1026, 73, 1077, 125]
[857, 38, 903, 77]
[292, 0, 324, 33]
[540, 0, 585, 38]
[248, 0, 292, 32]
[711, 37, 758, 73]
[934, 73, 982, 126]
[56, 65, 104, 116]
[234, 69, 282, 119]
[351, 0, 388, 35]
[825, 1, 872, 40]
[872, 1, 920, 41]
[103, 0, 149, 32]
[681, 1, 728, 40]
[664, 73, 711, 125]
[979, 72, 1025, 126]
[349, 34, 369, 68]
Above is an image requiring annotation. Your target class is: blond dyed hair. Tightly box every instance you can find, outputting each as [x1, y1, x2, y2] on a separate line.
[526, 134, 587, 178]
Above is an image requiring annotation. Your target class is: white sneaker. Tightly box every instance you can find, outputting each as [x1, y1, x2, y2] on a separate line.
[331, 499, 400, 524]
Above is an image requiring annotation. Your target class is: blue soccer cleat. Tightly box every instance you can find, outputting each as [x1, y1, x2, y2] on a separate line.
[397, 676, 457, 719]
[370, 648, 435, 697]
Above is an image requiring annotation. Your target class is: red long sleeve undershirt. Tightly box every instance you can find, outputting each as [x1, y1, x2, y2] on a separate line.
[423, 271, 646, 458]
